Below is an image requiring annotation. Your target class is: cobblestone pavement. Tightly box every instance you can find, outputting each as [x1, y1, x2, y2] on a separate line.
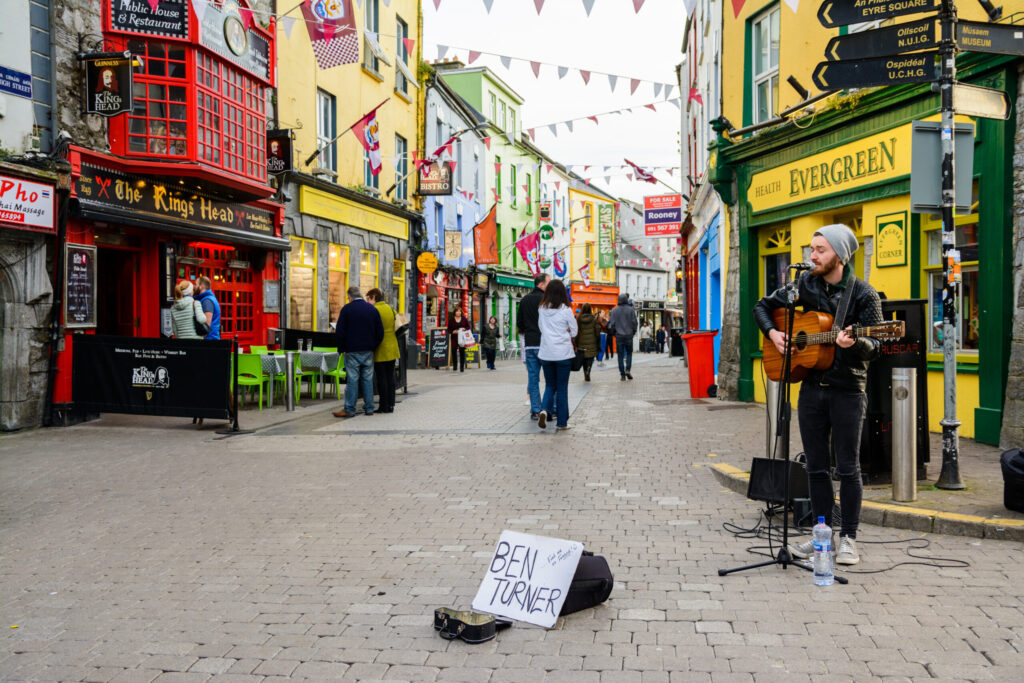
[2, 353, 1022, 682]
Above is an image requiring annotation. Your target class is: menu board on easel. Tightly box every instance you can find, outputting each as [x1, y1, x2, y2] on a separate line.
[428, 328, 449, 368]
[65, 244, 97, 329]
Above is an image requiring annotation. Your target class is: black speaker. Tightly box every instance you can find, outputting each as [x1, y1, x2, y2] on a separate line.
[746, 457, 809, 505]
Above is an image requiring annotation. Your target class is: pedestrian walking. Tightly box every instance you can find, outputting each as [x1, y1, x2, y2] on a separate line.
[516, 273, 549, 420]
[575, 304, 600, 382]
[170, 280, 206, 340]
[609, 293, 638, 380]
[595, 309, 609, 367]
[536, 279, 577, 431]
[482, 316, 499, 370]
[446, 307, 471, 372]
[333, 286, 383, 419]
[639, 321, 653, 353]
[366, 288, 398, 414]
[656, 325, 667, 353]
[194, 275, 221, 340]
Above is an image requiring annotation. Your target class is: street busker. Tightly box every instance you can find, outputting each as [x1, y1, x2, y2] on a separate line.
[334, 286, 384, 419]
[608, 293, 638, 381]
[753, 223, 883, 566]
[366, 288, 399, 414]
[517, 273, 550, 419]
[446, 307, 471, 373]
[575, 304, 601, 382]
[536, 279, 577, 431]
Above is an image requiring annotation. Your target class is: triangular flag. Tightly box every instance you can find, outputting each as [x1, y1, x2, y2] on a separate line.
[627, 173, 633, 181]
[403, 37, 415, 57]
[633, 0, 646, 12]
[585, 179, 591, 185]
[500, 55, 512, 69]
[493, 188, 500, 201]
[630, 78, 640, 95]
[684, 0, 699, 13]
[468, 50, 481, 64]
[450, 161, 457, 176]
[146, 0, 160, 12]
[605, 176, 611, 185]
[645, 103, 657, 111]
[437, 44, 449, 59]
[689, 87, 704, 105]
[534, 0, 545, 14]
[588, 115, 598, 125]
[665, 85, 675, 99]
[731, 0, 746, 18]
[783, 0, 799, 12]
[494, 162, 501, 176]
[483, 137, 491, 150]
[433, 0, 442, 9]
[237, 4, 253, 28]
[669, 99, 681, 109]
[608, 74, 618, 91]
[530, 61, 541, 78]
[653, 83, 663, 98]
[581, 0, 595, 17]
[566, 120, 574, 132]
[482, 0, 494, 12]
[527, 128, 536, 141]
[667, 168, 674, 177]
[579, 70, 590, 85]
[280, 14, 296, 38]
[558, 66, 568, 79]
[522, 184, 529, 194]
[546, 164, 553, 173]
[190, 0, 209, 24]
[548, 124, 558, 136]
[584, 165, 591, 172]
[554, 181, 561, 190]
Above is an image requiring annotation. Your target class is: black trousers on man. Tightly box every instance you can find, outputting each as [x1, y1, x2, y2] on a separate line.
[797, 381, 867, 538]
[375, 360, 396, 412]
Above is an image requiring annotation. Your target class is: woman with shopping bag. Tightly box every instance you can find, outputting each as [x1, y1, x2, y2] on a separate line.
[447, 307, 472, 372]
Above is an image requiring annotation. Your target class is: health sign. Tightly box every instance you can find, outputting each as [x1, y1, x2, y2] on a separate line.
[643, 194, 682, 237]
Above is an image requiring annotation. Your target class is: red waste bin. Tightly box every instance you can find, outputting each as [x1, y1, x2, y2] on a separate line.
[680, 330, 718, 398]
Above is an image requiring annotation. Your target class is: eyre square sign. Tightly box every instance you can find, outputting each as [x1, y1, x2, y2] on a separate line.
[643, 194, 682, 237]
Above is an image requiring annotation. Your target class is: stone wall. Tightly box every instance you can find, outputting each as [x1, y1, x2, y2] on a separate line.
[1000, 66, 1024, 449]
[52, 0, 107, 152]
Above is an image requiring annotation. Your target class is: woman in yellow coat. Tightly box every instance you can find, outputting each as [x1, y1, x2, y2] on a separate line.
[366, 288, 399, 413]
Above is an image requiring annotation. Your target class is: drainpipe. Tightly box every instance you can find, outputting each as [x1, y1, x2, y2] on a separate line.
[43, 164, 72, 427]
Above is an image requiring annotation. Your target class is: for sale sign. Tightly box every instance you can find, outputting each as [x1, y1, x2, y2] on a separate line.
[643, 194, 682, 237]
[0, 174, 55, 233]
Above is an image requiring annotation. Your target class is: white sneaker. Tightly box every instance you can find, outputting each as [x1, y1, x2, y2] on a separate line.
[836, 536, 860, 565]
[787, 538, 814, 559]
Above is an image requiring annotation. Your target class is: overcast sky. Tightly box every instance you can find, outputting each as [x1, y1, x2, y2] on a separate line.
[423, 0, 686, 204]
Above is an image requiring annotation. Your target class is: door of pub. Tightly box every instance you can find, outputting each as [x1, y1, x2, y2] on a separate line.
[96, 246, 140, 337]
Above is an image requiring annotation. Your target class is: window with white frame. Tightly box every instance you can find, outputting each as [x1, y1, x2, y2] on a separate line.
[395, 134, 408, 200]
[395, 16, 409, 94]
[363, 0, 380, 73]
[316, 89, 336, 172]
[752, 7, 780, 125]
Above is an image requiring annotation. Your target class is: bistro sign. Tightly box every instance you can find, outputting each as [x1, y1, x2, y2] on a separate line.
[76, 163, 274, 235]
[418, 161, 453, 195]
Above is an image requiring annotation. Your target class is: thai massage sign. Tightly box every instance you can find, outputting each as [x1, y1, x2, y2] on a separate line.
[597, 204, 615, 269]
[472, 530, 583, 628]
[76, 164, 274, 235]
[0, 174, 55, 232]
[875, 211, 907, 267]
[748, 123, 913, 214]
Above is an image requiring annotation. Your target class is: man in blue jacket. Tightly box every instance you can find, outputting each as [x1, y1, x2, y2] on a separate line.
[334, 286, 383, 418]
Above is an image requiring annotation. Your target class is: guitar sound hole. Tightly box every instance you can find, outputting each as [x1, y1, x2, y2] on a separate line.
[792, 331, 808, 351]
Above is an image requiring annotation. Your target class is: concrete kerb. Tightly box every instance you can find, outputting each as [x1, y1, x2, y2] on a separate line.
[709, 462, 1024, 542]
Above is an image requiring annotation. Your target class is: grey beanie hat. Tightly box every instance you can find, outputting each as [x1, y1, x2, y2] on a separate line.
[814, 223, 859, 264]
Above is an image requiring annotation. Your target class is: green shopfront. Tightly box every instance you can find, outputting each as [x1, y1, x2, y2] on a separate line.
[711, 53, 1016, 445]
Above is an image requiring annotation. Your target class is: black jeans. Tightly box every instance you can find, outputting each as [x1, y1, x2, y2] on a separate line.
[797, 381, 867, 538]
[484, 347, 496, 368]
[583, 356, 594, 374]
[450, 343, 466, 371]
[374, 360, 396, 412]
[616, 336, 633, 376]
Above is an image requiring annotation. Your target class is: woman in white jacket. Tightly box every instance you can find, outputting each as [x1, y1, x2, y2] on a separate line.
[537, 279, 578, 431]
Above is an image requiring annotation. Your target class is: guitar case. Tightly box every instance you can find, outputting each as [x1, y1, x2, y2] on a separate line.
[559, 551, 614, 616]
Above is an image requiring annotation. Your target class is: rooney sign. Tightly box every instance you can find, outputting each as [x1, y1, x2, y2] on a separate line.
[0, 174, 55, 232]
[643, 194, 682, 237]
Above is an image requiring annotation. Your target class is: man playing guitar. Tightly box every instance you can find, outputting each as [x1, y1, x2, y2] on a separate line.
[753, 224, 884, 565]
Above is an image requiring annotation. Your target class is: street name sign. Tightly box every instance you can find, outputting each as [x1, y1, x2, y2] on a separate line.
[813, 51, 938, 91]
[818, 0, 939, 29]
[824, 17, 938, 61]
[952, 82, 1011, 120]
[956, 21, 1024, 57]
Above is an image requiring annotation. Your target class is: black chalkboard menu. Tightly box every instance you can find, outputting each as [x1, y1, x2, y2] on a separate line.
[109, 0, 189, 40]
[428, 328, 450, 368]
[65, 244, 97, 329]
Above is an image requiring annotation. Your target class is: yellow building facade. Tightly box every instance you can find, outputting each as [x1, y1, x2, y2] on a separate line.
[568, 185, 619, 312]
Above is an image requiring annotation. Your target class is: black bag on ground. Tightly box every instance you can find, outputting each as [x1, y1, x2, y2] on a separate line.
[1000, 448, 1024, 514]
[559, 551, 613, 616]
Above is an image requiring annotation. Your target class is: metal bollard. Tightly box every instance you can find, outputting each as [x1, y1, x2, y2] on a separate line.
[285, 351, 296, 411]
[892, 367, 917, 502]
[765, 378, 780, 458]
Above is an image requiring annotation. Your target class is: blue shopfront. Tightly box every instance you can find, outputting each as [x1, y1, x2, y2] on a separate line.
[697, 212, 722, 371]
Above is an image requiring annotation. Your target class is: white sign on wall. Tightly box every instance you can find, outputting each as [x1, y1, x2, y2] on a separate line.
[0, 174, 55, 232]
[472, 530, 583, 628]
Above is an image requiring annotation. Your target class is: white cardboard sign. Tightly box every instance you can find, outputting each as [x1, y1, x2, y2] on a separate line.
[471, 530, 583, 628]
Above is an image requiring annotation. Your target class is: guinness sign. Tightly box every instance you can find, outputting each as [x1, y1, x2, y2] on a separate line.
[267, 129, 292, 176]
[83, 53, 134, 117]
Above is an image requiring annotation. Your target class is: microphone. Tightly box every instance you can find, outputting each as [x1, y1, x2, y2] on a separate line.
[789, 262, 813, 271]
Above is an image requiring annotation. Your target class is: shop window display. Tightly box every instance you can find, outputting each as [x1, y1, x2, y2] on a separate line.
[328, 243, 349, 324]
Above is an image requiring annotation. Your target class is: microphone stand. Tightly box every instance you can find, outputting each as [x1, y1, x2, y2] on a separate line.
[718, 268, 848, 584]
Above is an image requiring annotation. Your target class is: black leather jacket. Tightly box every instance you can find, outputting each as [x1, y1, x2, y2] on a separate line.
[753, 265, 883, 391]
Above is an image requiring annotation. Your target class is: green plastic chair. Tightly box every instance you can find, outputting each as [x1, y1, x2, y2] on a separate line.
[322, 353, 347, 399]
[249, 345, 269, 355]
[236, 353, 269, 410]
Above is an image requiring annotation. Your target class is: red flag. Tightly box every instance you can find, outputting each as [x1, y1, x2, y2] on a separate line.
[630, 78, 640, 95]
[468, 50, 481, 64]
[579, 70, 591, 85]
[352, 102, 387, 175]
[301, 0, 359, 70]
[483, 137, 491, 150]
[516, 230, 541, 275]
[402, 37, 415, 57]
[578, 263, 591, 287]
[546, 164, 553, 173]
[689, 87, 704, 105]
[530, 61, 541, 78]
[588, 116, 598, 125]
[624, 159, 657, 184]
[473, 204, 499, 265]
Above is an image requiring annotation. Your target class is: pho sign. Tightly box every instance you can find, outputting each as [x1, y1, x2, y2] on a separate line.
[418, 161, 453, 196]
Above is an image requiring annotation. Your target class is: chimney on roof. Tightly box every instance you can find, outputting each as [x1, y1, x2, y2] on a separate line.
[434, 57, 465, 71]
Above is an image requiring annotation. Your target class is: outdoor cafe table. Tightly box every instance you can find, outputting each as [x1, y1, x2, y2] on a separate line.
[260, 351, 340, 407]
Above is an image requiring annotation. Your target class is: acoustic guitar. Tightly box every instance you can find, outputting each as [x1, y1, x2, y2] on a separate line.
[762, 309, 905, 383]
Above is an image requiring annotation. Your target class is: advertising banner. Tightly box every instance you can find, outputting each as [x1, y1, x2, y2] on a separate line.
[643, 194, 682, 237]
[0, 174, 55, 232]
[597, 204, 615, 269]
[72, 335, 232, 419]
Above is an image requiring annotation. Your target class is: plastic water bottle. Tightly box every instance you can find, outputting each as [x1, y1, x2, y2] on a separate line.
[812, 516, 834, 586]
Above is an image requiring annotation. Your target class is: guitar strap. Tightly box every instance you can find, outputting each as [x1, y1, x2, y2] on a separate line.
[831, 276, 857, 332]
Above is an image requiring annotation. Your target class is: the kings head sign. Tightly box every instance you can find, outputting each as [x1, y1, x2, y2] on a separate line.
[83, 53, 134, 117]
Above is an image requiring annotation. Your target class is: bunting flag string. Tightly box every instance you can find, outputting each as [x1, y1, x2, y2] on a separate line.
[429, 0, 650, 15]
[526, 98, 680, 135]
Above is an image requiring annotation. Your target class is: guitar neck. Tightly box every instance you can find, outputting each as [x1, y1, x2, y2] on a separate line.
[804, 324, 875, 347]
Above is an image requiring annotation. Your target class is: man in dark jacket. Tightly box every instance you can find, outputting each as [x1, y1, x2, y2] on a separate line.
[516, 273, 549, 419]
[608, 293, 638, 380]
[753, 223, 882, 566]
[334, 286, 384, 418]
